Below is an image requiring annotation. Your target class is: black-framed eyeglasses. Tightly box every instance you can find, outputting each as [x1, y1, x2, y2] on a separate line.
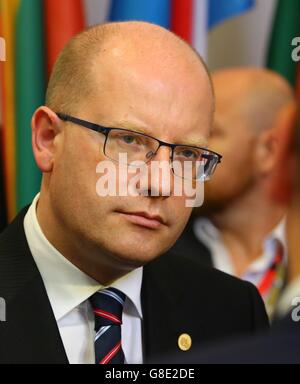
[56, 112, 222, 181]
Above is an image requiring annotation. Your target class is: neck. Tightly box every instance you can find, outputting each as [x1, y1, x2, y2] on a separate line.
[208, 185, 286, 277]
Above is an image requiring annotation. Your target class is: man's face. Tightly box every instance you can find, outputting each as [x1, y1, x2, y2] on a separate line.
[203, 75, 257, 213]
[48, 47, 212, 267]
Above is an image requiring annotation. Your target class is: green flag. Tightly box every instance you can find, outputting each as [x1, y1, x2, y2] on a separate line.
[15, 0, 45, 210]
[267, 0, 300, 87]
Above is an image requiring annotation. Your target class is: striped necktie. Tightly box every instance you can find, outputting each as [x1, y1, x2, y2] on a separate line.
[257, 239, 286, 319]
[89, 288, 126, 364]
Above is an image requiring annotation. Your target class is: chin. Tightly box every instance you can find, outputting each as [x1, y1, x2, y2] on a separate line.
[108, 242, 164, 267]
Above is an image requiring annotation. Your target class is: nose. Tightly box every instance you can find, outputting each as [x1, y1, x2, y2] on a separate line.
[144, 145, 174, 198]
[151, 145, 172, 162]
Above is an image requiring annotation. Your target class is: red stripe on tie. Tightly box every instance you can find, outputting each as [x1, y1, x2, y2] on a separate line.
[99, 342, 122, 365]
[94, 309, 121, 324]
[258, 269, 276, 297]
[258, 242, 284, 297]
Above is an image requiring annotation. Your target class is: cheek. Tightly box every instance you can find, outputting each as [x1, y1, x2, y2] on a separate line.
[169, 196, 193, 227]
[212, 154, 249, 189]
[213, 134, 253, 175]
[71, 136, 108, 192]
[51, 136, 108, 215]
[167, 200, 193, 246]
[205, 154, 250, 205]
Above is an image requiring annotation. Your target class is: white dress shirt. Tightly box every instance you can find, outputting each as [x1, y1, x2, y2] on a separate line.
[193, 217, 287, 286]
[23, 194, 144, 364]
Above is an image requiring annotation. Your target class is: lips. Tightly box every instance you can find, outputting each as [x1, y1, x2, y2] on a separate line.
[116, 210, 165, 229]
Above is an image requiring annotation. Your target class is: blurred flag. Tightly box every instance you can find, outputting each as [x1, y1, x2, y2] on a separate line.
[267, 0, 300, 93]
[0, 0, 18, 221]
[109, 0, 255, 57]
[0, 0, 44, 219]
[15, 0, 45, 212]
[297, 64, 300, 97]
[208, 0, 255, 29]
[0, 0, 86, 221]
[110, 0, 171, 27]
[44, 0, 85, 76]
[171, 0, 207, 57]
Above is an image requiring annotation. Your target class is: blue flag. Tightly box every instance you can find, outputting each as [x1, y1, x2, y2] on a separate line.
[109, 0, 171, 29]
[209, 0, 255, 29]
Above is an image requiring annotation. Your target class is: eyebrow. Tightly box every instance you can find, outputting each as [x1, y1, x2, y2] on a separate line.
[110, 120, 208, 148]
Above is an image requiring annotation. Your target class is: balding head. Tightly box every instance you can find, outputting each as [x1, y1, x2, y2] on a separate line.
[202, 67, 296, 214]
[212, 68, 295, 134]
[46, 21, 213, 119]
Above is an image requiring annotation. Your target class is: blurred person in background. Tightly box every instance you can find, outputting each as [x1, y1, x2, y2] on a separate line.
[161, 104, 300, 364]
[171, 68, 297, 318]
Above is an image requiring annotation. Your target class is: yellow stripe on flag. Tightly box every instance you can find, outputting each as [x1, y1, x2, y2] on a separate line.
[0, 0, 20, 220]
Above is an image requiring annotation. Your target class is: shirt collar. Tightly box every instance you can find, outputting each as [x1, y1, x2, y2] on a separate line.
[248, 218, 287, 274]
[193, 216, 287, 275]
[24, 194, 143, 321]
[193, 217, 221, 245]
[267, 218, 287, 255]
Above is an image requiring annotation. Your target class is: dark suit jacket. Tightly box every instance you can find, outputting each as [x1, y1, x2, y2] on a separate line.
[0, 207, 269, 364]
[158, 313, 300, 364]
[169, 217, 213, 267]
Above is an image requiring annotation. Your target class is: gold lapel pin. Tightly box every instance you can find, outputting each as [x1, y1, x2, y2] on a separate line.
[178, 333, 192, 351]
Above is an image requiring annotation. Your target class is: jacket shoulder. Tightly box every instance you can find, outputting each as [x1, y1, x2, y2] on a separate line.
[145, 251, 269, 332]
[147, 250, 255, 293]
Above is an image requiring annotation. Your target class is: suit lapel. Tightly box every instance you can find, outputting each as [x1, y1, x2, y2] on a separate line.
[170, 218, 213, 268]
[0, 207, 68, 364]
[141, 255, 192, 362]
[3, 278, 69, 364]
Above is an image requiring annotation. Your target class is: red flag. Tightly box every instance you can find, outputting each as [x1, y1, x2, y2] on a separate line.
[171, 0, 194, 44]
[44, 0, 85, 76]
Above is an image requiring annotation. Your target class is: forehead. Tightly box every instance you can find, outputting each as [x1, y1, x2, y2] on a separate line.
[213, 73, 251, 108]
[86, 50, 213, 146]
[213, 77, 252, 125]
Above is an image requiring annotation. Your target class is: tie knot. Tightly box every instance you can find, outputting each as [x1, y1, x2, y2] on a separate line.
[90, 288, 126, 327]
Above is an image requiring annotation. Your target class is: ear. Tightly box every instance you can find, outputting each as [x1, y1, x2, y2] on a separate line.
[31, 106, 62, 173]
[266, 103, 297, 205]
[254, 128, 278, 177]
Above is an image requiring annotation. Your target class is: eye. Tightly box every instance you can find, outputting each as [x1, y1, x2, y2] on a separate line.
[178, 149, 199, 160]
[121, 135, 137, 144]
[112, 130, 149, 148]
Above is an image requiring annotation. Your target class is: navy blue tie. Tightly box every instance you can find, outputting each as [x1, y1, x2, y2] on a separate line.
[90, 288, 126, 364]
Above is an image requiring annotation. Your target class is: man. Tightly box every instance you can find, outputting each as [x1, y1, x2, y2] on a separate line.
[171, 68, 296, 318]
[0, 22, 268, 364]
[160, 105, 300, 364]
